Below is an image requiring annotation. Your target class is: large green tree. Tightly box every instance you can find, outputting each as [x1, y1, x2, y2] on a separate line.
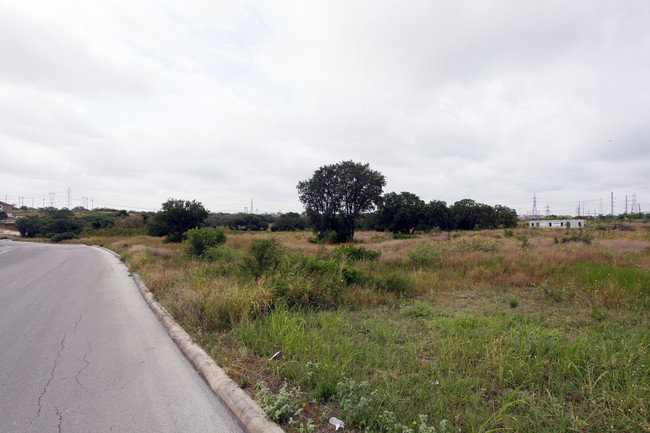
[451, 199, 496, 230]
[147, 199, 209, 242]
[424, 199, 454, 231]
[494, 205, 518, 228]
[271, 212, 307, 232]
[450, 199, 517, 230]
[297, 161, 385, 242]
[377, 191, 425, 234]
[15, 215, 42, 238]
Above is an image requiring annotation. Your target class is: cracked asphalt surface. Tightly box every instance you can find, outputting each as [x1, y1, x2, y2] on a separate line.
[0, 240, 246, 433]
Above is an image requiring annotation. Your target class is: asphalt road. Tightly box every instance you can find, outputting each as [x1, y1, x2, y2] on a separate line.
[0, 240, 246, 433]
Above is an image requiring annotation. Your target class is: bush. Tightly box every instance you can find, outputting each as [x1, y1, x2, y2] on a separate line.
[271, 212, 308, 232]
[255, 381, 302, 424]
[375, 272, 411, 296]
[184, 227, 227, 257]
[556, 229, 593, 245]
[48, 232, 78, 243]
[341, 266, 367, 285]
[336, 379, 379, 430]
[332, 244, 381, 262]
[202, 244, 238, 262]
[242, 238, 285, 278]
[393, 233, 418, 239]
[407, 244, 441, 267]
[148, 199, 209, 242]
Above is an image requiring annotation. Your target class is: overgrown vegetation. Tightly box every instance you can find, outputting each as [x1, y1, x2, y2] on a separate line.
[82, 222, 650, 433]
[13, 208, 148, 241]
[147, 198, 209, 242]
[184, 227, 227, 257]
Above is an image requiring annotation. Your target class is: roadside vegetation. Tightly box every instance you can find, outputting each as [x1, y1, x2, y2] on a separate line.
[3, 160, 647, 432]
[78, 223, 649, 433]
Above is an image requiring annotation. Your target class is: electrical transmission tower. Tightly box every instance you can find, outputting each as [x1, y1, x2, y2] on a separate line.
[531, 195, 538, 219]
[48, 192, 56, 208]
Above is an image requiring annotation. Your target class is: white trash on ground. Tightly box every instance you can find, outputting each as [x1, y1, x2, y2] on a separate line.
[329, 417, 345, 430]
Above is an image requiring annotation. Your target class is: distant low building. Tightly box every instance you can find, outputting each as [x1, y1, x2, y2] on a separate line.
[528, 219, 586, 228]
[0, 201, 13, 217]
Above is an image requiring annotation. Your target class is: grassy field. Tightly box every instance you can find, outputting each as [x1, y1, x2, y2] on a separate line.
[82, 224, 650, 432]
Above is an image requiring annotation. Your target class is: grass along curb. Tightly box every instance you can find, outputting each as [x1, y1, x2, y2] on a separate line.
[131, 271, 285, 433]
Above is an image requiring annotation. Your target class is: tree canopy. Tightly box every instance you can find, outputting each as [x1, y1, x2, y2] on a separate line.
[147, 199, 209, 242]
[297, 161, 386, 242]
[271, 212, 308, 232]
[376, 191, 425, 234]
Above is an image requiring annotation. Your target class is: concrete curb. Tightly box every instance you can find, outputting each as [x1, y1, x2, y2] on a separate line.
[93, 246, 284, 433]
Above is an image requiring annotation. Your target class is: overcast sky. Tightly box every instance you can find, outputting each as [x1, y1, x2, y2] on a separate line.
[1, 0, 649, 216]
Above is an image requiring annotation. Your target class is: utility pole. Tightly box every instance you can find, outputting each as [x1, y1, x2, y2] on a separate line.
[610, 192, 614, 216]
[599, 198, 603, 215]
[625, 195, 628, 214]
[67, 187, 71, 209]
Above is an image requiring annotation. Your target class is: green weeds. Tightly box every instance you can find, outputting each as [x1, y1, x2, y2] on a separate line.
[185, 227, 226, 257]
[104, 226, 650, 432]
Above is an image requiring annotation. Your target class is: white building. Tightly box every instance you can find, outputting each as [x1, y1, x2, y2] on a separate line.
[528, 219, 586, 228]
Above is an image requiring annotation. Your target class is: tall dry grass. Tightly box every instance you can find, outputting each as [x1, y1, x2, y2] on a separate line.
[78, 225, 650, 433]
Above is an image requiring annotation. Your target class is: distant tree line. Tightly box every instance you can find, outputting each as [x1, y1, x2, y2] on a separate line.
[362, 195, 518, 233]
[13, 209, 139, 242]
[297, 161, 518, 242]
[10, 161, 517, 244]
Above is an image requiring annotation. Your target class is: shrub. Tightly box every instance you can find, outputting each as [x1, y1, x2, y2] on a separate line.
[341, 266, 367, 285]
[408, 244, 441, 267]
[332, 244, 381, 262]
[557, 229, 593, 245]
[300, 256, 339, 276]
[184, 227, 227, 257]
[515, 234, 529, 248]
[393, 233, 418, 239]
[403, 302, 435, 319]
[375, 272, 411, 295]
[255, 381, 302, 424]
[336, 379, 379, 430]
[202, 244, 238, 262]
[242, 238, 285, 278]
[48, 232, 78, 243]
[148, 199, 209, 242]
